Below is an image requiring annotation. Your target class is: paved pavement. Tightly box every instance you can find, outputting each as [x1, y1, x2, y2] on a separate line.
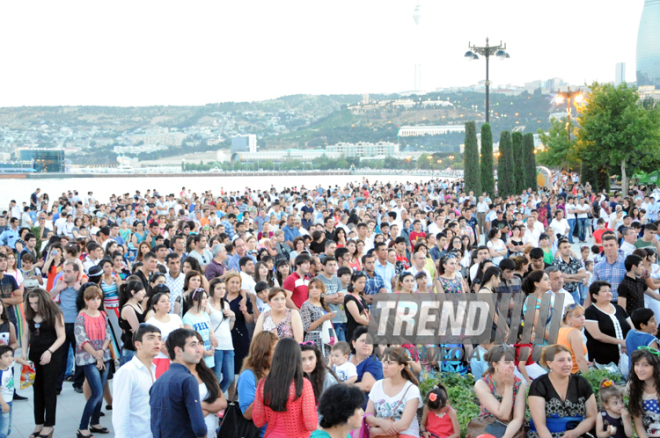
[13, 360, 115, 438]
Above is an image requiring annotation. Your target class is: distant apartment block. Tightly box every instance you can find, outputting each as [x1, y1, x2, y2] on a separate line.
[639, 85, 660, 102]
[231, 134, 257, 153]
[398, 125, 464, 137]
[326, 141, 399, 157]
[128, 131, 186, 146]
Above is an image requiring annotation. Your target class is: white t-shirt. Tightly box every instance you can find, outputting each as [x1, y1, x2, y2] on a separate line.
[333, 361, 357, 382]
[565, 203, 577, 220]
[369, 380, 423, 437]
[0, 362, 13, 403]
[209, 302, 233, 351]
[146, 314, 184, 360]
[487, 239, 506, 265]
[549, 218, 569, 237]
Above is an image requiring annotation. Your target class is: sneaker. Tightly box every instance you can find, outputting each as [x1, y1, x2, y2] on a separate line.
[13, 393, 27, 401]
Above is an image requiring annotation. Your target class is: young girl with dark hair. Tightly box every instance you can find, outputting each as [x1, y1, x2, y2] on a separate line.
[365, 346, 423, 437]
[300, 343, 339, 405]
[344, 271, 369, 344]
[182, 288, 216, 369]
[629, 348, 660, 438]
[420, 383, 459, 438]
[207, 278, 235, 393]
[253, 338, 318, 437]
[145, 292, 183, 378]
[117, 281, 146, 367]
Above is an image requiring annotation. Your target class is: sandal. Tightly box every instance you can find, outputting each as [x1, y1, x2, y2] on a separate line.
[29, 427, 43, 438]
[76, 430, 94, 438]
[89, 426, 109, 434]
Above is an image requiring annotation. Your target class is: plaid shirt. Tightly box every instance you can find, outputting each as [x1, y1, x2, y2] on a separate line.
[593, 250, 626, 301]
[552, 255, 585, 293]
[221, 219, 236, 240]
[363, 271, 386, 295]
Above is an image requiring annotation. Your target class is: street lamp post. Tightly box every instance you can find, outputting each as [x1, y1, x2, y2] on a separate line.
[464, 38, 510, 123]
[554, 87, 585, 142]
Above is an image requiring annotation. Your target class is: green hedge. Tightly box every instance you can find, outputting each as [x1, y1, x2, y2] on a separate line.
[418, 369, 620, 438]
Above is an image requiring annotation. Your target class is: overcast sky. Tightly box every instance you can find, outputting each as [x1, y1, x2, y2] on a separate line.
[0, 0, 645, 107]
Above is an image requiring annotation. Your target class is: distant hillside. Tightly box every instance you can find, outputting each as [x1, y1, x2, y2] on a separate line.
[0, 90, 557, 158]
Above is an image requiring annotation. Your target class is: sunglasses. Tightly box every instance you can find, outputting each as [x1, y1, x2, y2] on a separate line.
[299, 341, 315, 347]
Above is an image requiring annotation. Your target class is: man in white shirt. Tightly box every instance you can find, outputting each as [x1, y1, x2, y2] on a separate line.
[565, 197, 577, 244]
[406, 251, 433, 291]
[549, 210, 570, 240]
[545, 266, 575, 318]
[476, 196, 489, 236]
[621, 227, 638, 257]
[113, 324, 162, 438]
[523, 216, 542, 248]
[576, 197, 590, 243]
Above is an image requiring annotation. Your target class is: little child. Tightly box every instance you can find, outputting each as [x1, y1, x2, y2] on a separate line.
[119, 221, 132, 242]
[596, 379, 633, 438]
[330, 342, 357, 384]
[20, 253, 43, 292]
[626, 308, 658, 364]
[420, 383, 459, 438]
[0, 345, 30, 438]
[254, 282, 271, 317]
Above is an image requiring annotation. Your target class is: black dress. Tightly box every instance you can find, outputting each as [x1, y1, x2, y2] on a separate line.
[527, 373, 594, 438]
[118, 304, 145, 352]
[584, 304, 630, 365]
[229, 294, 253, 373]
[344, 293, 367, 344]
[28, 319, 61, 361]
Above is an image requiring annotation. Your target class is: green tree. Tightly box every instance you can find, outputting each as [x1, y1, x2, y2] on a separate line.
[537, 118, 579, 171]
[497, 131, 515, 197]
[480, 123, 495, 198]
[463, 121, 481, 194]
[576, 82, 660, 194]
[523, 133, 537, 191]
[511, 132, 525, 194]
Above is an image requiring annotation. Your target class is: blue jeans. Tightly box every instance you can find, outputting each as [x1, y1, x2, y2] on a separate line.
[79, 362, 110, 431]
[213, 350, 235, 394]
[570, 290, 581, 306]
[119, 349, 136, 368]
[567, 219, 576, 243]
[577, 218, 588, 242]
[65, 345, 74, 377]
[0, 401, 11, 438]
[335, 323, 347, 343]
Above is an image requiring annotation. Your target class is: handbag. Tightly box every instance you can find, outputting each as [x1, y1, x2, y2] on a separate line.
[217, 401, 261, 438]
[321, 319, 337, 347]
[217, 374, 261, 438]
[350, 412, 373, 438]
[467, 416, 525, 438]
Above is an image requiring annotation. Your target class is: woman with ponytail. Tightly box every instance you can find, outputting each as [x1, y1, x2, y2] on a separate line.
[364, 346, 423, 438]
[117, 280, 147, 367]
[145, 292, 183, 377]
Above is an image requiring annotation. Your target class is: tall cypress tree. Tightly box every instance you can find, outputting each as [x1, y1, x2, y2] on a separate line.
[463, 121, 481, 194]
[480, 123, 495, 198]
[523, 133, 537, 191]
[511, 132, 525, 194]
[498, 131, 515, 197]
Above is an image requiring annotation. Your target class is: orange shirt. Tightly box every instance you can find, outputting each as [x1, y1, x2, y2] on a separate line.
[557, 326, 587, 374]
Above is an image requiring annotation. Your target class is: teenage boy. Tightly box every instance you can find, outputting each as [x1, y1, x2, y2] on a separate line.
[113, 324, 162, 438]
[149, 329, 209, 438]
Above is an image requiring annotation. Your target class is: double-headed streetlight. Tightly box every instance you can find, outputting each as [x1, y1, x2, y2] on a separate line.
[554, 87, 585, 142]
[464, 38, 510, 123]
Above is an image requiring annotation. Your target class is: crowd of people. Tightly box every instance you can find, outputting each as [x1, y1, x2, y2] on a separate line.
[2, 177, 660, 438]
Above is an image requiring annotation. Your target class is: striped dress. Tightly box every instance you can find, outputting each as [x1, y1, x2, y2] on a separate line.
[101, 277, 123, 355]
